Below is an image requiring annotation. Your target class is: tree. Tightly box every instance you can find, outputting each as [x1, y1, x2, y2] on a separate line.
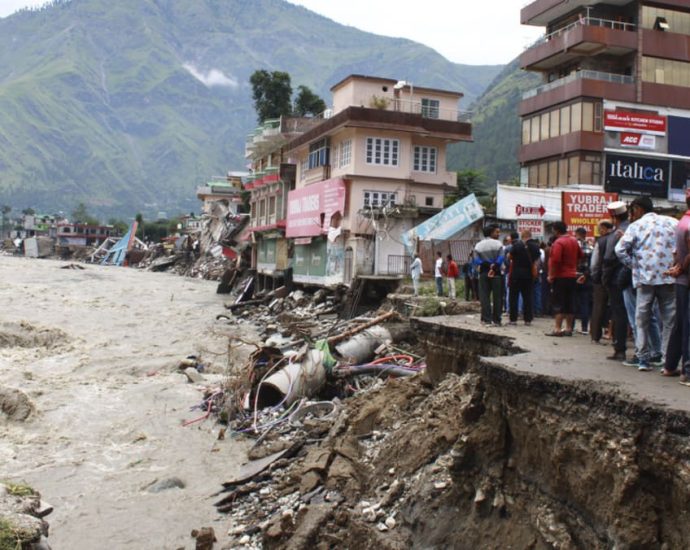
[293, 85, 326, 117]
[135, 213, 144, 240]
[1, 205, 11, 237]
[107, 218, 129, 235]
[22, 207, 35, 216]
[71, 202, 99, 225]
[445, 169, 490, 207]
[250, 70, 293, 123]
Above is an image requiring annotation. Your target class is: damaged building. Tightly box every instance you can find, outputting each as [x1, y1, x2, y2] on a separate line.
[242, 75, 473, 291]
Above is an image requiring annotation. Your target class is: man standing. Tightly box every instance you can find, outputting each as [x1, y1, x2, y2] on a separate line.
[434, 251, 444, 297]
[410, 253, 423, 297]
[546, 221, 582, 336]
[474, 225, 504, 326]
[446, 254, 459, 300]
[663, 189, 690, 378]
[589, 220, 613, 343]
[600, 201, 630, 361]
[507, 229, 540, 325]
[615, 196, 677, 371]
[574, 227, 594, 334]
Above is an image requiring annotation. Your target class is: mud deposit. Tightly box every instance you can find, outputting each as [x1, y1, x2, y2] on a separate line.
[224, 323, 690, 549]
[0, 256, 254, 549]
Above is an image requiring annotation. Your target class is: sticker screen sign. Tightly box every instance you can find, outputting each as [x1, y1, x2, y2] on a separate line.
[604, 154, 668, 198]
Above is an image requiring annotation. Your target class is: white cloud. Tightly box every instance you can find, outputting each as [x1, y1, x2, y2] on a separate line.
[183, 63, 238, 89]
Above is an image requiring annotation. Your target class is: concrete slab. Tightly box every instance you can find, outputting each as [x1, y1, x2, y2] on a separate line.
[417, 313, 690, 413]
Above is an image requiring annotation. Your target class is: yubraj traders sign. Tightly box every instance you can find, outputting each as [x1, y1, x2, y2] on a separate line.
[562, 191, 618, 237]
[286, 178, 347, 238]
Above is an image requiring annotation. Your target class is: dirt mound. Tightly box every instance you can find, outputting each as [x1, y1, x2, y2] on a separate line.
[217, 374, 487, 549]
[0, 387, 35, 421]
[0, 321, 68, 350]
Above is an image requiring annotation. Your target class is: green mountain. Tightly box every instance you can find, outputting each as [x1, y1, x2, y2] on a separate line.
[0, 0, 503, 219]
[448, 58, 541, 188]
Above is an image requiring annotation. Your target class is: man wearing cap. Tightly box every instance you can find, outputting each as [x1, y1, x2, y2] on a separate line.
[615, 196, 677, 372]
[662, 189, 690, 380]
[600, 201, 631, 361]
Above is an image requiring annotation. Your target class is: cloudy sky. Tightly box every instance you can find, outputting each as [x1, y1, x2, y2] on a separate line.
[0, 0, 544, 65]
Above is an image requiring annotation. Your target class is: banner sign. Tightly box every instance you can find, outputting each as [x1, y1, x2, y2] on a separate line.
[402, 193, 484, 252]
[562, 191, 618, 236]
[286, 178, 347, 238]
[604, 110, 667, 136]
[604, 154, 668, 198]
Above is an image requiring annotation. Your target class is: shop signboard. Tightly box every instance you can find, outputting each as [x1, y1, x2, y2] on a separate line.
[562, 191, 618, 236]
[604, 110, 667, 135]
[286, 178, 346, 238]
[604, 153, 668, 198]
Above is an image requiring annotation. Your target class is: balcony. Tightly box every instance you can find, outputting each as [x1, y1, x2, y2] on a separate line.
[521, 0, 632, 26]
[521, 17, 637, 71]
[367, 97, 472, 124]
[520, 70, 635, 116]
[289, 106, 472, 153]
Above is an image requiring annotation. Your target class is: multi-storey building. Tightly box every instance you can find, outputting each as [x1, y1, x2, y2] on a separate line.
[244, 116, 321, 290]
[196, 172, 246, 215]
[285, 75, 472, 287]
[520, 1, 690, 202]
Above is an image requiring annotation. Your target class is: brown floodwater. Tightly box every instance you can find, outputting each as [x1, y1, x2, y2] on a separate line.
[0, 256, 252, 549]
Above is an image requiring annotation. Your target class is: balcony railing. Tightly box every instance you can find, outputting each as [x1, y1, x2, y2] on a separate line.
[326, 99, 472, 123]
[530, 16, 636, 47]
[522, 70, 634, 99]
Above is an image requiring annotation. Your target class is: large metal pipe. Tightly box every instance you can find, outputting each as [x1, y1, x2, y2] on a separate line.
[334, 325, 392, 364]
[256, 349, 326, 407]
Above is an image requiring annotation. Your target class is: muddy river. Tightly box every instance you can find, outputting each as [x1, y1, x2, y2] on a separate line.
[0, 256, 253, 549]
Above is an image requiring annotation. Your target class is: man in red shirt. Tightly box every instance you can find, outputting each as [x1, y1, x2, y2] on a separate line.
[547, 221, 583, 336]
[446, 254, 459, 299]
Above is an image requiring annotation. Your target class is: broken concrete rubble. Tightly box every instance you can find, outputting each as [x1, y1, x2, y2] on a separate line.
[0, 482, 53, 550]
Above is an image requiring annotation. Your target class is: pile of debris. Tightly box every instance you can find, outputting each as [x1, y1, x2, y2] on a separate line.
[212, 371, 483, 549]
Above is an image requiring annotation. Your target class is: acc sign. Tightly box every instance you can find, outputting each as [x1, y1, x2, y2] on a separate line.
[620, 132, 656, 149]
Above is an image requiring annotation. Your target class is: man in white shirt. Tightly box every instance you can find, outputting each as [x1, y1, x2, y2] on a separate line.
[434, 251, 444, 296]
[410, 254, 423, 297]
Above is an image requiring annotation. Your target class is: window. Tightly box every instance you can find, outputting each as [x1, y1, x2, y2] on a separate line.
[571, 102, 582, 132]
[413, 146, 437, 173]
[522, 119, 530, 145]
[642, 56, 690, 88]
[366, 137, 399, 166]
[363, 190, 398, 208]
[550, 109, 560, 138]
[308, 138, 329, 169]
[582, 102, 593, 132]
[531, 117, 540, 143]
[339, 139, 352, 168]
[540, 112, 550, 141]
[560, 105, 571, 134]
[421, 98, 440, 119]
[425, 196, 434, 207]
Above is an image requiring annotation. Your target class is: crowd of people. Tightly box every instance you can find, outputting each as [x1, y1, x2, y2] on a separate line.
[459, 195, 690, 383]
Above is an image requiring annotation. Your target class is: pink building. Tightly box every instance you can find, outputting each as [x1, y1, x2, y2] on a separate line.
[286, 75, 472, 286]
